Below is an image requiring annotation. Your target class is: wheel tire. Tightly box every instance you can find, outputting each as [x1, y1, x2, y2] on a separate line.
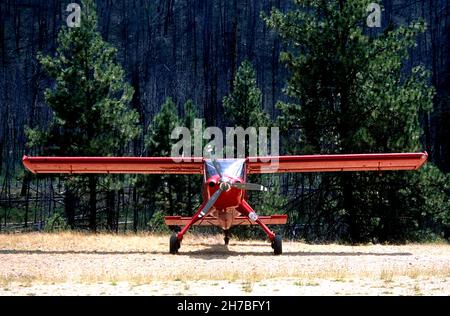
[272, 235, 282, 255]
[170, 234, 180, 254]
[224, 237, 230, 245]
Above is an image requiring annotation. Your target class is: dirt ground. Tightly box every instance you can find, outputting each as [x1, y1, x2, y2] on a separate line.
[0, 232, 449, 295]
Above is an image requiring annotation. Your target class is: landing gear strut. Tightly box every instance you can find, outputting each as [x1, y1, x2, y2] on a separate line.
[237, 200, 283, 255]
[224, 230, 230, 245]
[170, 233, 180, 254]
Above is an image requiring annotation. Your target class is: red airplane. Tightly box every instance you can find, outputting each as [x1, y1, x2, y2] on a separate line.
[22, 150, 428, 255]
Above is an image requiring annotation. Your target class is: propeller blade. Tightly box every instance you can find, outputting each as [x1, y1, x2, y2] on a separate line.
[212, 158, 223, 179]
[232, 182, 268, 192]
[198, 189, 222, 218]
[207, 145, 223, 179]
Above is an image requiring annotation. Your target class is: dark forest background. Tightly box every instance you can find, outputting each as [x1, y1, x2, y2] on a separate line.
[0, 0, 449, 242]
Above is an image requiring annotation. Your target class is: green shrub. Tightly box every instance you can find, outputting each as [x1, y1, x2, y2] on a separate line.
[147, 211, 170, 233]
[44, 213, 68, 232]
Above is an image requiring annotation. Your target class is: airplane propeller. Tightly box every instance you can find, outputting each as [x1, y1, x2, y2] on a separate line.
[197, 181, 268, 219]
[198, 146, 269, 219]
[206, 145, 269, 192]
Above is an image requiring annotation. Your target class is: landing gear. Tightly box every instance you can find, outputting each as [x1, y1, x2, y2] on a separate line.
[224, 230, 230, 245]
[170, 233, 180, 254]
[237, 200, 283, 255]
[271, 235, 282, 255]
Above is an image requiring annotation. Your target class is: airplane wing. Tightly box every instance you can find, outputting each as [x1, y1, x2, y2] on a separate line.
[22, 156, 204, 174]
[246, 152, 428, 174]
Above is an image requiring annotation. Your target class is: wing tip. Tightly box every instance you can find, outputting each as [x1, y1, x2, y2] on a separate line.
[416, 151, 428, 170]
[22, 155, 36, 174]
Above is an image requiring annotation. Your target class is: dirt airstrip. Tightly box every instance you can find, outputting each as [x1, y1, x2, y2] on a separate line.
[0, 233, 448, 295]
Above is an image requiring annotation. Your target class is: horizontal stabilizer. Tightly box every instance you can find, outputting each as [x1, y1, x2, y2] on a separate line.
[164, 214, 288, 226]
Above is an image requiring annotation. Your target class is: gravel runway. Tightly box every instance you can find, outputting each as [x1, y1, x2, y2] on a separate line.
[0, 233, 448, 295]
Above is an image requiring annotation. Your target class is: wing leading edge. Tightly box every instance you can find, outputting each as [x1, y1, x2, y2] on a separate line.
[246, 152, 428, 174]
[23, 152, 428, 175]
[22, 156, 204, 175]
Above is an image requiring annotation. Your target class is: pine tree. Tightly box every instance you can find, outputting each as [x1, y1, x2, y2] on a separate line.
[141, 97, 206, 230]
[182, 100, 203, 215]
[223, 60, 286, 237]
[223, 60, 271, 159]
[26, 0, 140, 230]
[141, 97, 182, 219]
[223, 60, 270, 129]
[265, 0, 448, 242]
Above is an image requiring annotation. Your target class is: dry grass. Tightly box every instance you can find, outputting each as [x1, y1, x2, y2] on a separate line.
[241, 281, 253, 293]
[380, 269, 394, 283]
[0, 232, 449, 295]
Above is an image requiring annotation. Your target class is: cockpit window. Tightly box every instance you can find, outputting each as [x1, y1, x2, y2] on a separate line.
[205, 159, 245, 179]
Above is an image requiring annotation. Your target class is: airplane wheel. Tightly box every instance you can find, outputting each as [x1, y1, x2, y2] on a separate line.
[170, 234, 180, 254]
[272, 235, 282, 255]
[224, 237, 230, 245]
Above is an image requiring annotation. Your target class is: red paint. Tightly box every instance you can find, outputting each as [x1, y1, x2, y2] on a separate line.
[203, 174, 244, 209]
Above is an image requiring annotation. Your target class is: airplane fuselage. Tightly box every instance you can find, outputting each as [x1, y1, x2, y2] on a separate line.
[202, 174, 246, 229]
[203, 174, 245, 209]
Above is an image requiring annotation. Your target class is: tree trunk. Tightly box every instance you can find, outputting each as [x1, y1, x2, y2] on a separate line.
[106, 189, 115, 232]
[168, 180, 174, 215]
[88, 175, 97, 231]
[64, 184, 76, 229]
[342, 173, 360, 243]
[230, 0, 238, 87]
[23, 175, 30, 228]
[132, 187, 138, 233]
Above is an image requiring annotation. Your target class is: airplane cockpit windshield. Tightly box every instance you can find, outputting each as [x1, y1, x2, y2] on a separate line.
[205, 159, 245, 179]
